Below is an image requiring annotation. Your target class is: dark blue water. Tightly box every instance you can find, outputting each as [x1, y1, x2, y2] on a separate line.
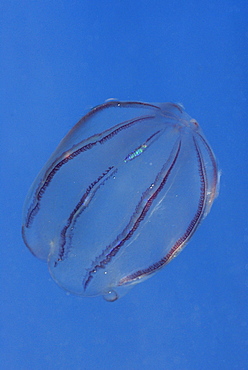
[1, 1, 247, 369]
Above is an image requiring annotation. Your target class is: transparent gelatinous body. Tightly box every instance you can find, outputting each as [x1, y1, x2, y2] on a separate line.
[22, 101, 219, 301]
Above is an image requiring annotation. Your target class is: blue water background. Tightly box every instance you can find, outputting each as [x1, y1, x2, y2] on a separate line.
[1, 1, 247, 369]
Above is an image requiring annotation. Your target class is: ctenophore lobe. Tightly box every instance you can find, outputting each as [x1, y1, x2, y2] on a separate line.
[22, 101, 219, 301]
